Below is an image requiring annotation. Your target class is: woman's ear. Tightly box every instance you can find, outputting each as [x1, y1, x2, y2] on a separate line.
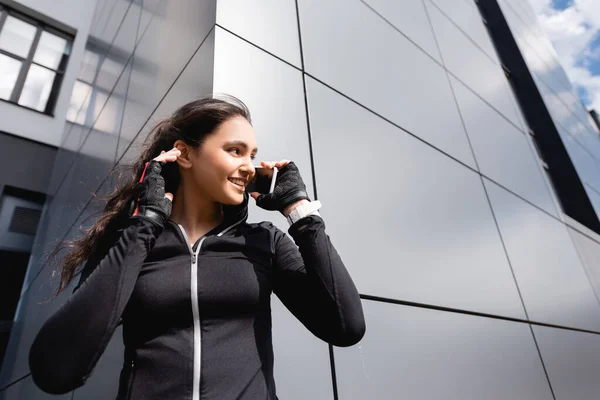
[174, 140, 192, 169]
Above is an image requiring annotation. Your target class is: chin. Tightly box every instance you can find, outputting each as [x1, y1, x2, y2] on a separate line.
[221, 191, 245, 205]
[230, 196, 245, 205]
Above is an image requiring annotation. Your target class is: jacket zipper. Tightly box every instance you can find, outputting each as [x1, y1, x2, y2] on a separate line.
[126, 359, 136, 400]
[176, 217, 245, 400]
[176, 225, 205, 400]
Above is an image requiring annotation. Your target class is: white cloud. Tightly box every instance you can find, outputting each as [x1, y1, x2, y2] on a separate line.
[569, 66, 600, 112]
[543, 8, 587, 38]
[528, 0, 600, 113]
[576, 0, 600, 28]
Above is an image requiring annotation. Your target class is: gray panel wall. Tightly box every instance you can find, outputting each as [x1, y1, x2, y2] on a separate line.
[0, 133, 56, 195]
[3, 0, 600, 399]
[495, 1, 600, 396]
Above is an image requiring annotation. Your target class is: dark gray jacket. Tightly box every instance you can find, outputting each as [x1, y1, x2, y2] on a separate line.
[29, 196, 365, 399]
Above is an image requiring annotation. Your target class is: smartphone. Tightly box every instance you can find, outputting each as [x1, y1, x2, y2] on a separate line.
[246, 166, 278, 194]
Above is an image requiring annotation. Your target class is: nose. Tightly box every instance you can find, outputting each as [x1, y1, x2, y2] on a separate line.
[240, 159, 255, 178]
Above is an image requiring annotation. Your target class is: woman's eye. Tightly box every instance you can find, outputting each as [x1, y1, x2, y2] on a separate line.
[229, 148, 255, 160]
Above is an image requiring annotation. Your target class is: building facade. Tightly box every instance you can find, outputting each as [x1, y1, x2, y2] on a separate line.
[0, 0, 96, 386]
[2, 0, 600, 399]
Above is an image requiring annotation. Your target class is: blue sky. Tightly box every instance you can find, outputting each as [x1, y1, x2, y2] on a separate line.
[530, 0, 600, 113]
[551, 0, 572, 9]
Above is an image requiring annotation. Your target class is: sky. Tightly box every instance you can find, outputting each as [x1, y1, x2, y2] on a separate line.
[529, 0, 600, 112]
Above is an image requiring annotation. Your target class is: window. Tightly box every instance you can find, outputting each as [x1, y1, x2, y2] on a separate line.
[0, 4, 73, 115]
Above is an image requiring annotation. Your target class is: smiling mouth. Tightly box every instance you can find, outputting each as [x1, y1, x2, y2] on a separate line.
[228, 178, 247, 191]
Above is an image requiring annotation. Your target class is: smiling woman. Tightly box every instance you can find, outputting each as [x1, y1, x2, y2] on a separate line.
[168, 115, 260, 217]
[28, 95, 366, 400]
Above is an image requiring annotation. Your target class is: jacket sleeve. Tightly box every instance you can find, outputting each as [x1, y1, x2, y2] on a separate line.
[29, 217, 162, 394]
[272, 215, 366, 347]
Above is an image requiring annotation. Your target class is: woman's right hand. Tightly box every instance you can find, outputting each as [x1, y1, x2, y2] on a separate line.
[132, 148, 180, 227]
[152, 148, 181, 202]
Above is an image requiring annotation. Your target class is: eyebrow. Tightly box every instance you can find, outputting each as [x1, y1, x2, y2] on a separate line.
[227, 140, 258, 153]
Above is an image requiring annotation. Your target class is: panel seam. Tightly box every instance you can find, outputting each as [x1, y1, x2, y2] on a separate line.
[528, 325, 558, 400]
[361, 294, 600, 335]
[426, 0, 533, 323]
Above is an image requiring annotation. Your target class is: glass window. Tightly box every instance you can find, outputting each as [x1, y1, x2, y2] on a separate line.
[0, 54, 21, 100]
[0, 6, 73, 115]
[18, 64, 56, 112]
[34, 31, 70, 70]
[0, 16, 36, 58]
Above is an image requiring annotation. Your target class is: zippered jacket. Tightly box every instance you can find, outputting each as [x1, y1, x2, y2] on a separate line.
[29, 195, 366, 399]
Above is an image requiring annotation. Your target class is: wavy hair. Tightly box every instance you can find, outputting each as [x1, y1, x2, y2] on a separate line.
[53, 95, 251, 294]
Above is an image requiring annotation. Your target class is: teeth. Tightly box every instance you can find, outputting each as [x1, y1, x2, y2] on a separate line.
[229, 178, 245, 187]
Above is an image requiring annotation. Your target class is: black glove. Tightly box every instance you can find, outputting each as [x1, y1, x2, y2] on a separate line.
[131, 160, 172, 227]
[255, 162, 310, 213]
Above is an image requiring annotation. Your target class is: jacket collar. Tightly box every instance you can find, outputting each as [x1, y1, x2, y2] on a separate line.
[167, 192, 249, 239]
[214, 191, 249, 235]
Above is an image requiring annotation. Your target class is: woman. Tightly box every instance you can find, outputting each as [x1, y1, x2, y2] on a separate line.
[29, 96, 365, 400]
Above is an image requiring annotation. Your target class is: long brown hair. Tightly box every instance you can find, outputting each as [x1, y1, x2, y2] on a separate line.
[54, 95, 251, 294]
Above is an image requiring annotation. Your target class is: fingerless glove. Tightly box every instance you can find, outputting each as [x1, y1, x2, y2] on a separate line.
[131, 161, 172, 227]
[255, 162, 310, 213]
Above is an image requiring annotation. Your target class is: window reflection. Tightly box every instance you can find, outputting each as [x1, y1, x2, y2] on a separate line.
[66, 40, 126, 135]
[95, 93, 121, 134]
[79, 50, 101, 83]
[66, 77, 124, 134]
[66, 80, 92, 125]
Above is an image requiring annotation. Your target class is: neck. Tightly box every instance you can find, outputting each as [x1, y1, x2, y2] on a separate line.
[169, 183, 223, 244]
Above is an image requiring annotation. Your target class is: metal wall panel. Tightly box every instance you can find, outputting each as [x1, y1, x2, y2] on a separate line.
[297, 0, 476, 168]
[362, 0, 442, 63]
[216, 0, 301, 67]
[533, 325, 600, 400]
[426, 0, 522, 127]
[485, 179, 600, 331]
[306, 76, 526, 319]
[335, 300, 554, 400]
[450, 76, 557, 216]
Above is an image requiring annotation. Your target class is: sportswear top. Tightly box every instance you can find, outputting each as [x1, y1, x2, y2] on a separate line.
[29, 195, 366, 399]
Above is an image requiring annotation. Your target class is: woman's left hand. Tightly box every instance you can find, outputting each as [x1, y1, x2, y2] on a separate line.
[251, 160, 310, 216]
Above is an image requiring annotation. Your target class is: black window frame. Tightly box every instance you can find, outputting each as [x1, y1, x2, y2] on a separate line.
[0, 4, 74, 116]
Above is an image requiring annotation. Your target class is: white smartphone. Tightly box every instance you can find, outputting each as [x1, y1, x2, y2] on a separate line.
[246, 166, 278, 194]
